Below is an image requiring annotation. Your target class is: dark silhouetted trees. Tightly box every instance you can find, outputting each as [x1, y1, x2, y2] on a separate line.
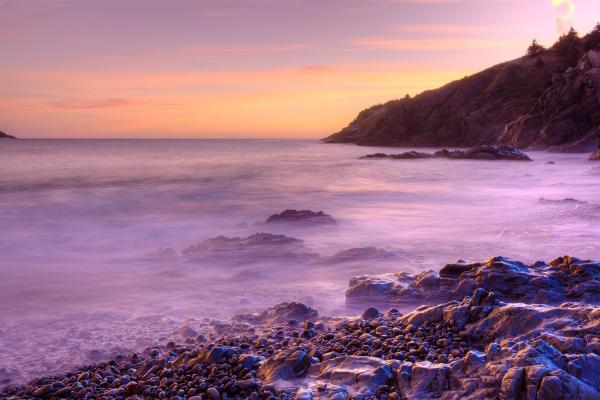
[527, 39, 546, 57]
[584, 23, 600, 51]
[553, 27, 581, 62]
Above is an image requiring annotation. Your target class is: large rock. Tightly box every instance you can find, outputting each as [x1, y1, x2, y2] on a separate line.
[258, 347, 314, 383]
[301, 356, 394, 398]
[235, 302, 318, 325]
[265, 209, 336, 225]
[182, 232, 319, 263]
[346, 255, 600, 305]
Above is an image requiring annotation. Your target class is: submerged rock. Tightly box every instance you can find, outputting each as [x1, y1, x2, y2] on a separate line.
[538, 197, 589, 205]
[315, 247, 402, 264]
[143, 247, 179, 261]
[361, 145, 532, 161]
[265, 209, 336, 225]
[361, 151, 434, 160]
[182, 232, 319, 263]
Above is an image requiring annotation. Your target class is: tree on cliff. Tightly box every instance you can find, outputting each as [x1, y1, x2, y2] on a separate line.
[584, 23, 600, 51]
[553, 27, 581, 61]
[526, 39, 545, 57]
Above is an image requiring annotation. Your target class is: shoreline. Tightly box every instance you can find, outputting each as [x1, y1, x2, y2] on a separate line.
[4, 256, 600, 399]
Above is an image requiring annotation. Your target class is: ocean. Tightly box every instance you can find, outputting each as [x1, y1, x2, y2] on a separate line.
[1, 139, 599, 384]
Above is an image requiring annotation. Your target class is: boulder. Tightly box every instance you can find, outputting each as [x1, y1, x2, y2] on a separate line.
[186, 345, 237, 366]
[258, 347, 314, 383]
[307, 356, 393, 395]
[265, 302, 318, 324]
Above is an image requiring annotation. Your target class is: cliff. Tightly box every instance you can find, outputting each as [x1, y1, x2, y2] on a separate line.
[325, 29, 600, 152]
[0, 131, 16, 139]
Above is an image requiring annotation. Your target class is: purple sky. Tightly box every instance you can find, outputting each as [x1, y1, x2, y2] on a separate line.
[1, 0, 599, 138]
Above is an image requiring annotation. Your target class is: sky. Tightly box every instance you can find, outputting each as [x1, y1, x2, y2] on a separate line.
[1, 0, 599, 139]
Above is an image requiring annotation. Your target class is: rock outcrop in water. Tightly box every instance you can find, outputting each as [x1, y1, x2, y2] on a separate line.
[265, 210, 336, 226]
[346, 255, 600, 305]
[361, 145, 532, 161]
[0, 131, 16, 139]
[315, 247, 403, 265]
[182, 233, 319, 263]
[324, 29, 600, 152]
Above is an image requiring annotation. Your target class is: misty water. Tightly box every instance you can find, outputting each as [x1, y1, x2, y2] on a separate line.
[1, 139, 599, 384]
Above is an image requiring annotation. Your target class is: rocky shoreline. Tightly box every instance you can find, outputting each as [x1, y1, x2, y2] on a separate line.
[3, 256, 600, 400]
[360, 145, 532, 162]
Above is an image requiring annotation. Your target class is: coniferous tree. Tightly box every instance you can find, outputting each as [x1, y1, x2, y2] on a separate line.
[554, 27, 581, 61]
[584, 23, 600, 51]
[526, 39, 546, 57]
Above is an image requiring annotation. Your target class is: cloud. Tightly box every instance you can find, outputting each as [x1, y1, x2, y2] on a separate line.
[392, 24, 499, 35]
[551, 0, 575, 35]
[81, 43, 307, 63]
[351, 38, 521, 51]
[49, 98, 140, 109]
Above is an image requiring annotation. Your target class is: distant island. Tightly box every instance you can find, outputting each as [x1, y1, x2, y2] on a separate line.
[325, 26, 600, 152]
[0, 130, 16, 139]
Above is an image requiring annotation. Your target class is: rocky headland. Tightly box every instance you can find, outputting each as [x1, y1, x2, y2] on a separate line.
[324, 28, 600, 153]
[4, 255, 600, 400]
[0, 131, 16, 139]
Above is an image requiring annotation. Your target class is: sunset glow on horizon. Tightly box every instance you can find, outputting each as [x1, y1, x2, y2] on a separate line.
[1, 0, 600, 139]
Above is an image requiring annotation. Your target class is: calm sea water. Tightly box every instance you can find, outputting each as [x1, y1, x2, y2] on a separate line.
[1, 139, 599, 383]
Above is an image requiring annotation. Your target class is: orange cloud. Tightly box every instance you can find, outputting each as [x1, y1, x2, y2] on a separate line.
[49, 98, 141, 109]
[392, 24, 500, 35]
[352, 37, 522, 50]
